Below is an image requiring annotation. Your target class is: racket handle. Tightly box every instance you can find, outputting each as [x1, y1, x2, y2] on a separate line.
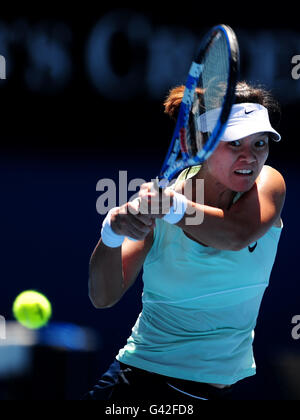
[154, 176, 169, 190]
[154, 177, 187, 225]
[127, 197, 141, 242]
[128, 178, 167, 241]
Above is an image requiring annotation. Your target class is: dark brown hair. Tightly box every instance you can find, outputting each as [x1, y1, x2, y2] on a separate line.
[164, 81, 281, 129]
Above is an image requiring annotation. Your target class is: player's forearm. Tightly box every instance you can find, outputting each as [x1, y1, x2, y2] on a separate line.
[177, 200, 245, 250]
[88, 240, 125, 308]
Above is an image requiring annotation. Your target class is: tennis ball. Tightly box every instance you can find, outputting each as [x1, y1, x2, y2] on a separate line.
[12, 290, 52, 329]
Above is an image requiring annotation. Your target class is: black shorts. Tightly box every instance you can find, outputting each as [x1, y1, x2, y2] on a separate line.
[82, 359, 233, 401]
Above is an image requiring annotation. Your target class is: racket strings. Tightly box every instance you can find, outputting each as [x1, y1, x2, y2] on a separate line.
[186, 31, 230, 158]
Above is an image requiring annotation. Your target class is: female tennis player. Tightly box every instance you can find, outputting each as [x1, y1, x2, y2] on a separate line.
[84, 81, 286, 401]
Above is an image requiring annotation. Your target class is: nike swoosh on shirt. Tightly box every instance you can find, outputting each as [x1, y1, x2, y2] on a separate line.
[248, 242, 258, 253]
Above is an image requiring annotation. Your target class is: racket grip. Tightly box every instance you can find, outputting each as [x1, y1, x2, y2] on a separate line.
[127, 197, 141, 242]
[154, 177, 188, 224]
[154, 176, 169, 190]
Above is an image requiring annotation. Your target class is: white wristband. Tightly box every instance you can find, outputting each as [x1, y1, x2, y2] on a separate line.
[101, 207, 125, 248]
[163, 191, 188, 224]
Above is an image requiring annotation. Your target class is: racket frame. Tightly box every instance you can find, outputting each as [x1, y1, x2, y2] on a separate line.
[157, 24, 240, 187]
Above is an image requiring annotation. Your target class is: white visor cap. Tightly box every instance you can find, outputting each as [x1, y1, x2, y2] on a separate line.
[198, 103, 281, 142]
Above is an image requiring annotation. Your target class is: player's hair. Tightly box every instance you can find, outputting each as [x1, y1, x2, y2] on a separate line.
[164, 81, 281, 129]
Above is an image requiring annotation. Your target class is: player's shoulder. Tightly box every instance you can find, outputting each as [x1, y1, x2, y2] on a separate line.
[258, 165, 286, 197]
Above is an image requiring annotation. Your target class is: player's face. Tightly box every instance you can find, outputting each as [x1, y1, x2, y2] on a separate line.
[205, 132, 269, 192]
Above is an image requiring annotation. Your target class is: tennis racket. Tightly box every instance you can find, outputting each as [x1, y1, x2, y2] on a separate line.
[156, 23, 240, 188]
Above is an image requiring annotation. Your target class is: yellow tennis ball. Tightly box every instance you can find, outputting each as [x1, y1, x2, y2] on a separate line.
[12, 290, 52, 329]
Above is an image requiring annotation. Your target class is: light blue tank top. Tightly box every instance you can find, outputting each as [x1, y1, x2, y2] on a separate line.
[117, 171, 283, 385]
